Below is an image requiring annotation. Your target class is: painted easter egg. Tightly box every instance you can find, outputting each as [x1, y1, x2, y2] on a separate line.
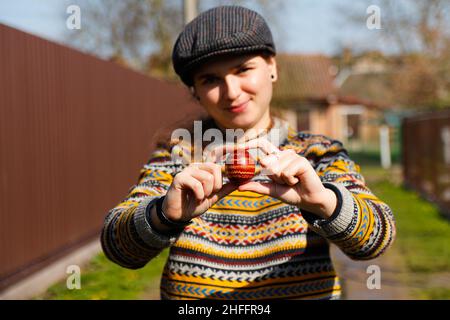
[225, 149, 255, 184]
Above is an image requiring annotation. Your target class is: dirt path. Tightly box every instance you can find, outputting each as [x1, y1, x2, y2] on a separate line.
[330, 243, 413, 299]
[328, 164, 415, 299]
[138, 279, 161, 300]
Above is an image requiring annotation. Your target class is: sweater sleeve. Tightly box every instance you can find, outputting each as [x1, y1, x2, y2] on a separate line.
[300, 136, 396, 261]
[100, 146, 186, 269]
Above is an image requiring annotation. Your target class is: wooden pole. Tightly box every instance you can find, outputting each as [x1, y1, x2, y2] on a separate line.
[184, 0, 198, 25]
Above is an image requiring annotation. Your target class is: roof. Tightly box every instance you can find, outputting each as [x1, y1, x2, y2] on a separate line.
[339, 72, 397, 108]
[273, 54, 337, 104]
[272, 54, 390, 110]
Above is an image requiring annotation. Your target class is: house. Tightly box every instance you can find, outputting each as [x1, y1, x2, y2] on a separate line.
[272, 54, 389, 150]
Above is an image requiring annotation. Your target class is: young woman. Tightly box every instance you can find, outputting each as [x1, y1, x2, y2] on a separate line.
[101, 5, 396, 300]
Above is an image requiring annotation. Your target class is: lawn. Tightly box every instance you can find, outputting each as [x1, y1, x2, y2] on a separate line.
[368, 178, 450, 299]
[38, 249, 168, 300]
[352, 147, 450, 300]
[370, 180, 450, 273]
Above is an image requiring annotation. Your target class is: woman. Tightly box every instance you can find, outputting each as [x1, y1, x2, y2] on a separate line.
[101, 5, 396, 300]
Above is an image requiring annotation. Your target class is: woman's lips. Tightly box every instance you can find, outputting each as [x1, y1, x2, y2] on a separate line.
[227, 100, 249, 113]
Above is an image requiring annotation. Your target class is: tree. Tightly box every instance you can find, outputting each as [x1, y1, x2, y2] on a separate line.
[337, 0, 450, 109]
[67, 0, 284, 81]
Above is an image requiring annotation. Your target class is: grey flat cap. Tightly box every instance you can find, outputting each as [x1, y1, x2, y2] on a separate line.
[172, 5, 276, 86]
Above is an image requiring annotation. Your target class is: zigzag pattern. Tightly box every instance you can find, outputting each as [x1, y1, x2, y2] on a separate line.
[202, 204, 301, 224]
[213, 195, 281, 211]
[166, 259, 335, 282]
[162, 277, 339, 300]
[174, 234, 307, 260]
[169, 249, 312, 271]
[184, 213, 306, 246]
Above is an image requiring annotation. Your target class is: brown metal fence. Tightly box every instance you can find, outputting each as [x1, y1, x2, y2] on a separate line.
[0, 24, 203, 290]
[402, 109, 450, 218]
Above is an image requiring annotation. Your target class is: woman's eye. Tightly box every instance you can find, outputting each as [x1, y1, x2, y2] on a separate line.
[203, 77, 218, 85]
[238, 67, 251, 74]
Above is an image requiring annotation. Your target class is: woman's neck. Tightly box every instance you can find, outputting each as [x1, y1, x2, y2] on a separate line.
[248, 110, 273, 132]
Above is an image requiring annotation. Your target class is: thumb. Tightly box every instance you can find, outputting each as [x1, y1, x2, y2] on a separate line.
[209, 182, 239, 203]
[237, 181, 274, 195]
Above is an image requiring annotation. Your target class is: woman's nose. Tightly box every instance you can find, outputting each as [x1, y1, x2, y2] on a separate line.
[223, 75, 241, 101]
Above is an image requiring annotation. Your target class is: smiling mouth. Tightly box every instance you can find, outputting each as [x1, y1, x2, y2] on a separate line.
[227, 100, 249, 113]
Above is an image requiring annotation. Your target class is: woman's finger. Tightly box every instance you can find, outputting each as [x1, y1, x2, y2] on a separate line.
[280, 158, 303, 186]
[187, 167, 216, 198]
[237, 181, 302, 207]
[275, 150, 302, 185]
[237, 181, 292, 199]
[191, 162, 223, 192]
[260, 149, 292, 174]
[174, 173, 205, 200]
[258, 149, 296, 185]
[237, 181, 272, 195]
[244, 137, 280, 156]
[208, 182, 239, 204]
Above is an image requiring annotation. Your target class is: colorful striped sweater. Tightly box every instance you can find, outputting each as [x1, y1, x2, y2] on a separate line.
[101, 118, 396, 300]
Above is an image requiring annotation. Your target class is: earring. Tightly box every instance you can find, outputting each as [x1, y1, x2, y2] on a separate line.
[271, 75, 275, 79]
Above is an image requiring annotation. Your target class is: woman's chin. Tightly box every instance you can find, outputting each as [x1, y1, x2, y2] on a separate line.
[225, 117, 256, 130]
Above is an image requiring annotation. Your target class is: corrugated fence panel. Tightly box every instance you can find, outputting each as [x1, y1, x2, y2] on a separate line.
[402, 109, 450, 218]
[0, 24, 204, 290]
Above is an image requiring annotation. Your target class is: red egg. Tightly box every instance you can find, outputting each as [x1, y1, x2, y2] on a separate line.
[225, 149, 255, 184]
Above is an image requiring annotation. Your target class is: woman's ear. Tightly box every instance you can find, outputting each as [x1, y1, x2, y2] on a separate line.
[190, 86, 200, 101]
[267, 56, 278, 82]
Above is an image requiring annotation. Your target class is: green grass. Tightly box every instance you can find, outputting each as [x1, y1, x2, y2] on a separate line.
[369, 179, 450, 273]
[347, 145, 401, 166]
[38, 250, 168, 300]
[359, 161, 450, 300]
[414, 287, 450, 300]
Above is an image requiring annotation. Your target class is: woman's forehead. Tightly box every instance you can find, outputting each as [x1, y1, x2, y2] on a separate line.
[195, 54, 262, 76]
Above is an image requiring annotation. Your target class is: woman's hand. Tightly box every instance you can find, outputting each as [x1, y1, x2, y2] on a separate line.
[237, 138, 337, 219]
[162, 162, 238, 222]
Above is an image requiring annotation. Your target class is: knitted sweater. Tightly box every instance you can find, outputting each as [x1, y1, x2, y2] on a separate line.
[101, 119, 396, 300]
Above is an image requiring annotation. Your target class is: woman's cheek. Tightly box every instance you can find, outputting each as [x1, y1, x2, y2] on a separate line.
[249, 71, 271, 93]
[204, 89, 220, 106]
[246, 75, 261, 92]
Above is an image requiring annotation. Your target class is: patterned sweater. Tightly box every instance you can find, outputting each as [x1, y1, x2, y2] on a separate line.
[101, 119, 396, 300]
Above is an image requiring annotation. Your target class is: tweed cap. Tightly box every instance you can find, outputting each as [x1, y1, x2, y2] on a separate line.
[172, 5, 276, 86]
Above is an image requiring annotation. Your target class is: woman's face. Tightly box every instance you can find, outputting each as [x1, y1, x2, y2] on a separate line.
[192, 53, 277, 131]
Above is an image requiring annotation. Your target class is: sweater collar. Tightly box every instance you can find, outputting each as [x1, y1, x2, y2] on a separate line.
[172, 116, 293, 164]
[212, 116, 291, 148]
[262, 116, 290, 148]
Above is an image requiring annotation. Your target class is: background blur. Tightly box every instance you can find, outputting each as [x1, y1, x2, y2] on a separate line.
[0, 0, 449, 300]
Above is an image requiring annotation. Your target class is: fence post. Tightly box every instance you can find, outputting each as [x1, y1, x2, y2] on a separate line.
[442, 126, 450, 165]
[380, 125, 391, 169]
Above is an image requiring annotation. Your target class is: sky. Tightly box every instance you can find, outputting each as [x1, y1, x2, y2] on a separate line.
[0, 0, 66, 43]
[0, 0, 389, 56]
